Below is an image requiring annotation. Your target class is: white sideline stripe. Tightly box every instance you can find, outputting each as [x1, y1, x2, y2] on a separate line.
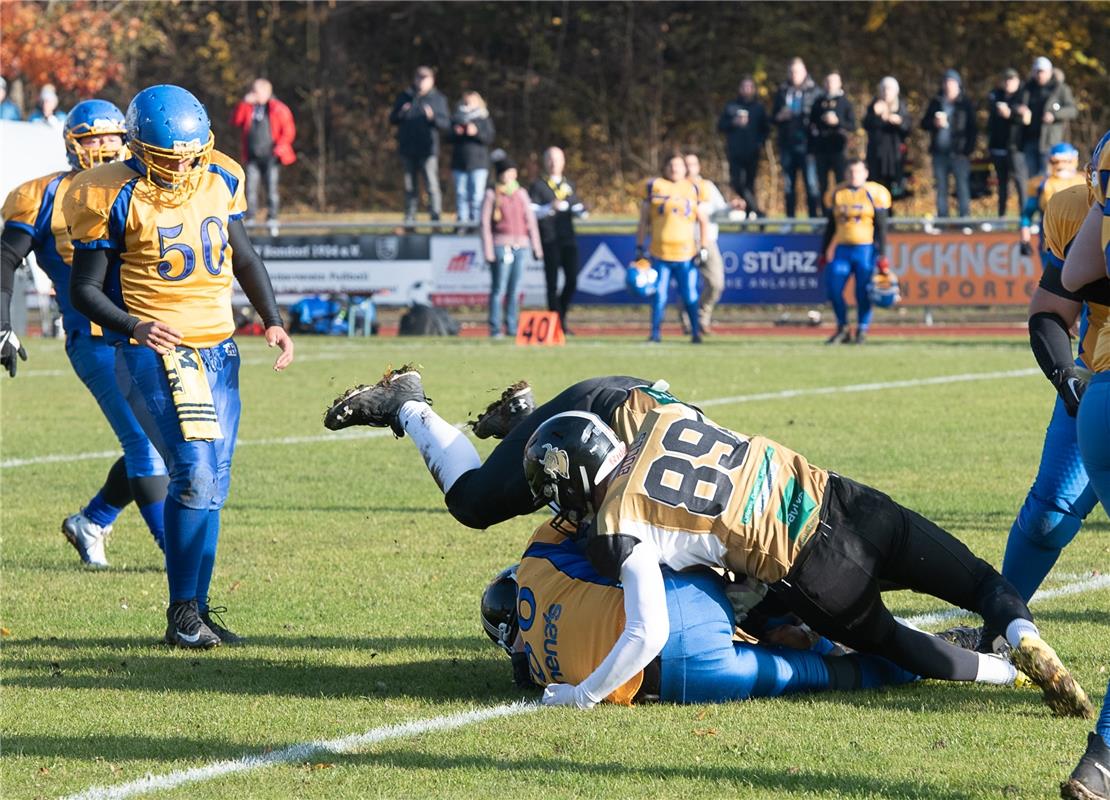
[902, 573, 1110, 629]
[0, 368, 1040, 470]
[64, 701, 539, 800]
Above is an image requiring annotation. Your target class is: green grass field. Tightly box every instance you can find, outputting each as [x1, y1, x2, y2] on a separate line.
[2, 335, 1108, 800]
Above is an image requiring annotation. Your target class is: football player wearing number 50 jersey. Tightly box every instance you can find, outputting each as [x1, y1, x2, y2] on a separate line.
[65, 84, 294, 649]
[1, 99, 168, 568]
[522, 405, 1093, 719]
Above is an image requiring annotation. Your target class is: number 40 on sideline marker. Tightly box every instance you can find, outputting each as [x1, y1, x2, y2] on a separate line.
[515, 311, 566, 346]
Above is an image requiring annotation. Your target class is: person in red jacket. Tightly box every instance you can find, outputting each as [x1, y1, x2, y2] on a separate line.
[230, 79, 296, 228]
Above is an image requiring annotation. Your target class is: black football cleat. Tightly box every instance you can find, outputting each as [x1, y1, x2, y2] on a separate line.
[165, 600, 220, 649]
[1061, 732, 1110, 800]
[935, 625, 982, 651]
[825, 327, 850, 345]
[853, 329, 868, 345]
[323, 364, 429, 436]
[1011, 634, 1095, 718]
[201, 602, 243, 645]
[470, 381, 535, 440]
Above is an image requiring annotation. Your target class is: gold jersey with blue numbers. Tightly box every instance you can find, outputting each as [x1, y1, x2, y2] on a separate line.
[516, 521, 643, 705]
[1027, 172, 1087, 216]
[644, 178, 701, 262]
[62, 150, 248, 348]
[591, 404, 829, 585]
[824, 181, 891, 246]
[1, 171, 102, 335]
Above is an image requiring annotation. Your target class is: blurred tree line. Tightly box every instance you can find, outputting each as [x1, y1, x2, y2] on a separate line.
[3, 0, 1107, 216]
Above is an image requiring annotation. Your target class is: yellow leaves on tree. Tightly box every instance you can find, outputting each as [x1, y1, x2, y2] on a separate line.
[1, 0, 143, 96]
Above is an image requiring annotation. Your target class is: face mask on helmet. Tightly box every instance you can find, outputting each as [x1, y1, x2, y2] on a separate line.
[64, 99, 127, 170]
[125, 84, 215, 205]
[480, 565, 519, 654]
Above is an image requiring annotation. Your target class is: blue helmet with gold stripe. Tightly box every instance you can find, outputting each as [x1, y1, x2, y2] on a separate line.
[1090, 129, 1110, 206]
[125, 84, 214, 204]
[64, 99, 126, 170]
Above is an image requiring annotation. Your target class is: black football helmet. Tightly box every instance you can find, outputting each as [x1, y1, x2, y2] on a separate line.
[481, 565, 519, 654]
[523, 411, 627, 531]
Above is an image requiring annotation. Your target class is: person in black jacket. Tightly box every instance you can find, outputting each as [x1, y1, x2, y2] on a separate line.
[529, 147, 587, 333]
[810, 71, 857, 214]
[921, 69, 977, 218]
[1017, 57, 1078, 177]
[717, 76, 769, 217]
[771, 58, 821, 218]
[863, 76, 912, 197]
[447, 91, 495, 226]
[389, 66, 450, 224]
[987, 68, 1028, 217]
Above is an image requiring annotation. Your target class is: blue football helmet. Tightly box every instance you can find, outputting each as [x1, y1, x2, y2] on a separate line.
[64, 99, 127, 170]
[1089, 129, 1110, 204]
[125, 84, 214, 203]
[1048, 142, 1079, 174]
[868, 272, 900, 308]
[626, 257, 659, 299]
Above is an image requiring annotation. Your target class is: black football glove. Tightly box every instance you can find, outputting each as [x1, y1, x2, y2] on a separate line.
[0, 327, 27, 377]
[1019, 241, 1033, 257]
[1051, 365, 1087, 417]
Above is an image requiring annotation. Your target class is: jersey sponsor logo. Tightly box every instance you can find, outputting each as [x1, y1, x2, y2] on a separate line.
[638, 386, 678, 405]
[777, 477, 818, 541]
[741, 446, 777, 524]
[542, 603, 563, 682]
[541, 444, 570, 480]
[517, 586, 537, 631]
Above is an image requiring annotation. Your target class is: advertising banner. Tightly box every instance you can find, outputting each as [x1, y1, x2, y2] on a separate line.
[244, 234, 434, 305]
[429, 235, 547, 306]
[889, 232, 1038, 306]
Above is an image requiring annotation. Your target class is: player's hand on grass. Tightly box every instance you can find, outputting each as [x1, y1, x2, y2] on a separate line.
[133, 320, 182, 355]
[542, 683, 594, 709]
[0, 327, 27, 377]
[265, 326, 294, 371]
[1051, 366, 1088, 417]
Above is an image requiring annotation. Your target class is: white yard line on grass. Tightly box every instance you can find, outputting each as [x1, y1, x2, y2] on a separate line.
[64, 701, 539, 800]
[1, 368, 1040, 470]
[902, 572, 1110, 629]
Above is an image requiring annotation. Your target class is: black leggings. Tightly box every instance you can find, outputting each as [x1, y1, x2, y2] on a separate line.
[444, 376, 649, 529]
[775, 475, 1032, 681]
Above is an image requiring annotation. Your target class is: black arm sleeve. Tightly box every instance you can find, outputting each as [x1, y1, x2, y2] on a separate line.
[819, 209, 836, 253]
[70, 247, 141, 336]
[873, 208, 889, 254]
[1028, 311, 1076, 382]
[228, 219, 284, 329]
[1, 227, 33, 328]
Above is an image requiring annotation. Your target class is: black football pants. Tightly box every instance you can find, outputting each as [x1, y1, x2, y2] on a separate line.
[774, 474, 1032, 680]
[444, 376, 648, 529]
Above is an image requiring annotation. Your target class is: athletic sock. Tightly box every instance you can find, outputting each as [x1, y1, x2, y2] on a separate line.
[131, 475, 169, 552]
[195, 510, 221, 613]
[164, 497, 211, 603]
[1004, 618, 1040, 648]
[397, 401, 481, 493]
[975, 652, 1018, 685]
[1097, 678, 1110, 748]
[82, 491, 123, 528]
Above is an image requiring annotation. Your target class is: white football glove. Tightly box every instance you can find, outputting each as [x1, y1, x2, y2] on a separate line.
[542, 682, 596, 709]
[0, 327, 28, 377]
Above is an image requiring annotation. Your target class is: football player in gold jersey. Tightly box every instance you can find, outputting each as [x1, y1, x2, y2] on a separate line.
[67, 85, 293, 649]
[522, 406, 1092, 718]
[1019, 141, 1085, 257]
[1059, 128, 1110, 800]
[481, 521, 922, 706]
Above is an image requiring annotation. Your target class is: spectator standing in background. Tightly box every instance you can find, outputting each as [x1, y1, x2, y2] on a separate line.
[390, 66, 450, 224]
[28, 84, 65, 129]
[987, 68, 1028, 217]
[447, 91, 494, 226]
[0, 78, 21, 121]
[810, 71, 857, 213]
[1018, 57, 1077, 177]
[684, 153, 727, 335]
[718, 76, 769, 217]
[772, 58, 821, 218]
[230, 78, 296, 227]
[921, 70, 977, 218]
[529, 146, 585, 334]
[481, 158, 542, 339]
[863, 76, 911, 197]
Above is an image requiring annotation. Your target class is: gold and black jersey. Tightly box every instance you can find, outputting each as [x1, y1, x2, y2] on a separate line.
[589, 405, 829, 584]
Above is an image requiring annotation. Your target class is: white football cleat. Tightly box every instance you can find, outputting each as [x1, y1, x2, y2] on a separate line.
[61, 512, 110, 568]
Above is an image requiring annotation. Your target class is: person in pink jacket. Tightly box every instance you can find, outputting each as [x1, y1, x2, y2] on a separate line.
[481, 158, 542, 338]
